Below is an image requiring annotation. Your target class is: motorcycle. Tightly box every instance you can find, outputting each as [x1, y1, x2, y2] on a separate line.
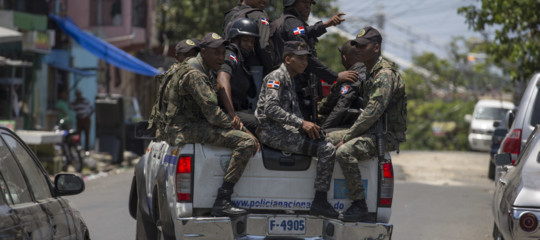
[54, 119, 83, 172]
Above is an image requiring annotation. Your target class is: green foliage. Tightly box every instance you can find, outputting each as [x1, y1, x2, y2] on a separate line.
[458, 0, 539, 82]
[315, 33, 348, 73]
[400, 99, 475, 151]
[157, 0, 339, 42]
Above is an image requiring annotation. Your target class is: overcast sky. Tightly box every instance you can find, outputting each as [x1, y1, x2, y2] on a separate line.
[332, 0, 486, 64]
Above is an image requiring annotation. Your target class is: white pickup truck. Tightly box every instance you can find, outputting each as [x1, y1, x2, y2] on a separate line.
[129, 127, 394, 240]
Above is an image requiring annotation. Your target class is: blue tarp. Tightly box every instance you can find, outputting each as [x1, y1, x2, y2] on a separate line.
[50, 14, 159, 77]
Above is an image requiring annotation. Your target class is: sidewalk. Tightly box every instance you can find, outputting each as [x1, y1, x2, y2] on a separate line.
[63, 150, 140, 182]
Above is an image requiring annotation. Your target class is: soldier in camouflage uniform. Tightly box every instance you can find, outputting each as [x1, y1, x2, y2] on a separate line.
[147, 38, 200, 139]
[327, 27, 407, 222]
[163, 33, 258, 218]
[255, 41, 339, 219]
[318, 40, 367, 129]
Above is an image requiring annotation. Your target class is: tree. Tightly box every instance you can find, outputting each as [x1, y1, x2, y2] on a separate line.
[458, 0, 539, 83]
[157, 0, 340, 43]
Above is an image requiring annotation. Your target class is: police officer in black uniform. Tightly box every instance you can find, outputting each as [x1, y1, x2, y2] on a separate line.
[279, 0, 359, 121]
[217, 18, 260, 134]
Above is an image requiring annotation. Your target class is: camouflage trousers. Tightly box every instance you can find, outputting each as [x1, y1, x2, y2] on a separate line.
[257, 125, 336, 192]
[328, 130, 400, 200]
[165, 123, 256, 184]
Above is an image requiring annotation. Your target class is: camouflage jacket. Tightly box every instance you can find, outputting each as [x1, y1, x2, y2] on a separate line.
[255, 63, 303, 131]
[164, 54, 232, 130]
[342, 57, 407, 143]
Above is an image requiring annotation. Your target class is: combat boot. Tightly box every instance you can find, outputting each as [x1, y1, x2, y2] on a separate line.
[211, 188, 248, 217]
[341, 199, 372, 222]
[310, 199, 339, 218]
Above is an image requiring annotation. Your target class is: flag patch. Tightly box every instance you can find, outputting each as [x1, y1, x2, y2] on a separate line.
[293, 26, 305, 35]
[261, 18, 269, 25]
[340, 85, 350, 95]
[267, 80, 280, 89]
[229, 54, 238, 64]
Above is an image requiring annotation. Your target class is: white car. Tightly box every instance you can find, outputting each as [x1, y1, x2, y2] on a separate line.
[466, 99, 514, 151]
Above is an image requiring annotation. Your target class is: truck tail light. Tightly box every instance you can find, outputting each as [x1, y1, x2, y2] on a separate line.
[176, 155, 193, 202]
[519, 213, 538, 232]
[380, 162, 394, 207]
[502, 129, 521, 165]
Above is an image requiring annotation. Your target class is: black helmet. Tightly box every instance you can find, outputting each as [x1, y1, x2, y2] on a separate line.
[228, 18, 259, 40]
[283, 0, 315, 7]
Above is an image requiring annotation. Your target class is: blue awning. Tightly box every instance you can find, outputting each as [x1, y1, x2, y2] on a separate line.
[49, 14, 159, 77]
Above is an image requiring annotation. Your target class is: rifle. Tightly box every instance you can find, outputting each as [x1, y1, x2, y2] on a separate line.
[309, 73, 319, 123]
[375, 113, 387, 162]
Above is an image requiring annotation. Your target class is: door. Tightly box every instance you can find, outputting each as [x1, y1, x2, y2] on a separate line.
[2, 132, 77, 239]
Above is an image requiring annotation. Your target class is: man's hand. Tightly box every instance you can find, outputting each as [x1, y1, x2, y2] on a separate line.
[324, 12, 346, 28]
[230, 114, 244, 130]
[335, 140, 344, 150]
[336, 70, 358, 83]
[301, 120, 321, 140]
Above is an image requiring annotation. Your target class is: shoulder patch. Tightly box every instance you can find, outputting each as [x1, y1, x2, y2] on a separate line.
[261, 17, 269, 25]
[293, 26, 305, 35]
[340, 85, 350, 95]
[229, 54, 238, 64]
[267, 80, 280, 89]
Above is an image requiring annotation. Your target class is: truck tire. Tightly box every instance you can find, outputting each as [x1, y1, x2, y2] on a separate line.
[129, 176, 138, 219]
[136, 203, 158, 240]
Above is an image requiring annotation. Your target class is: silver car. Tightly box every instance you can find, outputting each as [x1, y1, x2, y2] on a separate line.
[492, 125, 540, 240]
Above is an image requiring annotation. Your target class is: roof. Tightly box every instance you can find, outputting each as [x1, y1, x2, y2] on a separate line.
[0, 26, 22, 44]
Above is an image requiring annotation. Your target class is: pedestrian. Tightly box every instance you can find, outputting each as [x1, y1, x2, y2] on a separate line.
[162, 32, 259, 218]
[223, 0, 273, 74]
[318, 40, 367, 129]
[71, 89, 95, 151]
[217, 18, 260, 134]
[327, 26, 407, 222]
[175, 38, 200, 63]
[255, 41, 338, 219]
[277, 0, 358, 121]
[54, 89, 74, 128]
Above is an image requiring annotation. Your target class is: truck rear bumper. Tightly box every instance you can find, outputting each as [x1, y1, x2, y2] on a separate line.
[176, 214, 392, 240]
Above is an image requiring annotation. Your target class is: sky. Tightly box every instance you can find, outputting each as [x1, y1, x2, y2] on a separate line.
[331, 0, 486, 66]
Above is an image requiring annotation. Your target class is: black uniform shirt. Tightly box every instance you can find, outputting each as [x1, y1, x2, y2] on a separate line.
[218, 43, 256, 110]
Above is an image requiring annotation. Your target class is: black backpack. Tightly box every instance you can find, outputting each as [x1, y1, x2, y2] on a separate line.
[268, 14, 295, 71]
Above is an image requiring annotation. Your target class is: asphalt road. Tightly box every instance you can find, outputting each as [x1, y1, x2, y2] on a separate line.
[64, 151, 494, 240]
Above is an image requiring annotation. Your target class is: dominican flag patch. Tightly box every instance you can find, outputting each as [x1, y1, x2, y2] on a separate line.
[293, 27, 305, 35]
[261, 18, 269, 25]
[340, 85, 350, 95]
[267, 80, 280, 89]
[229, 54, 238, 64]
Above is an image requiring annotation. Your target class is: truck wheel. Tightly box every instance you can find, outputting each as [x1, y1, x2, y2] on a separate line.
[136, 204, 158, 240]
[492, 223, 505, 240]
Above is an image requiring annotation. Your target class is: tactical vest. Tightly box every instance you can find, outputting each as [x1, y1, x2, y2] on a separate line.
[164, 60, 206, 125]
[380, 60, 407, 134]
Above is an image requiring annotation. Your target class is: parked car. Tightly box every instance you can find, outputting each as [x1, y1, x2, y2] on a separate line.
[488, 119, 510, 180]
[0, 125, 89, 239]
[497, 73, 540, 179]
[492, 125, 540, 240]
[466, 99, 515, 151]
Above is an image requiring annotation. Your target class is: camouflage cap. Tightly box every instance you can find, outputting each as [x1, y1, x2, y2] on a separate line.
[283, 41, 310, 56]
[199, 32, 229, 48]
[351, 26, 382, 46]
[175, 39, 200, 54]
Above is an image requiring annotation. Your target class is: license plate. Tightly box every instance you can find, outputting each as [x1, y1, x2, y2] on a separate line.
[267, 216, 306, 235]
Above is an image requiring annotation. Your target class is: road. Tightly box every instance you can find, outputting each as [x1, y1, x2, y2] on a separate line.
[65, 151, 494, 239]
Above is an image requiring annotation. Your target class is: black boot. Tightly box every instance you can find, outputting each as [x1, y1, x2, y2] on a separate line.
[341, 199, 372, 222]
[210, 188, 248, 217]
[309, 191, 339, 219]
